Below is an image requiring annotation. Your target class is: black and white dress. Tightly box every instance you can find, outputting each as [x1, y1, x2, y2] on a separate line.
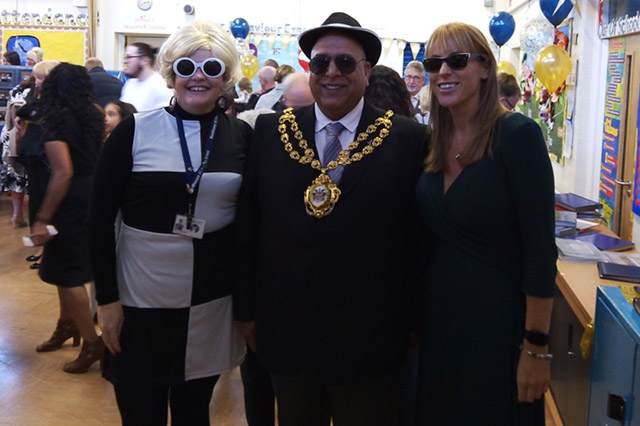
[0, 84, 31, 193]
[89, 104, 251, 385]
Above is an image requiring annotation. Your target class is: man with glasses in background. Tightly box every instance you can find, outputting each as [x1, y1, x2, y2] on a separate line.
[403, 60, 426, 115]
[120, 42, 173, 112]
[234, 12, 429, 426]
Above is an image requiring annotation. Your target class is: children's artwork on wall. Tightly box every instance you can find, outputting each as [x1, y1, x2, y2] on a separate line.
[2, 26, 88, 66]
[519, 19, 573, 166]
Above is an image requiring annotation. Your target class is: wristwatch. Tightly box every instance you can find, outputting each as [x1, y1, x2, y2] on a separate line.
[524, 329, 549, 346]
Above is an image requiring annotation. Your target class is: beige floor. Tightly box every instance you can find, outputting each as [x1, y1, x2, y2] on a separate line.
[0, 195, 248, 426]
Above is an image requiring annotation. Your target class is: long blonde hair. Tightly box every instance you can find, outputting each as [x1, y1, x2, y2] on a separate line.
[424, 22, 503, 172]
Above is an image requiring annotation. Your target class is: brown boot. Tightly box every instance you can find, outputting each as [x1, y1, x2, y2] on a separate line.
[36, 318, 80, 352]
[63, 336, 105, 374]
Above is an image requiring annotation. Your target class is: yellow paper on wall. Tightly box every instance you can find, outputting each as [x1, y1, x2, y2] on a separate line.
[2, 27, 88, 65]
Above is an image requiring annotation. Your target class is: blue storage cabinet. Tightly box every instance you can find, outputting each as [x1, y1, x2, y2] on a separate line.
[588, 286, 640, 425]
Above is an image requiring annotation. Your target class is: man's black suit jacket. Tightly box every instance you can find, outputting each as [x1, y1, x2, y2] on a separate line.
[88, 67, 124, 108]
[235, 101, 430, 384]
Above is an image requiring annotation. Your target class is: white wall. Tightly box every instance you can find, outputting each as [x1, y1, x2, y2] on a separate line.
[5, 0, 610, 229]
[3, 0, 80, 20]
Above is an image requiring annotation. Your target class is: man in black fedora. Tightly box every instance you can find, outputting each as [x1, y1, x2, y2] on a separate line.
[234, 11, 429, 426]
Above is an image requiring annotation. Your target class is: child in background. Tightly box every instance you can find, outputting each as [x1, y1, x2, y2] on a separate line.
[103, 100, 136, 141]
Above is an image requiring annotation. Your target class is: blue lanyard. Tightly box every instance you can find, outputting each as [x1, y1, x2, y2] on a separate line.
[176, 114, 219, 220]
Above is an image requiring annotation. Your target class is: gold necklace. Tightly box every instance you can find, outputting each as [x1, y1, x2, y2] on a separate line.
[278, 107, 394, 218]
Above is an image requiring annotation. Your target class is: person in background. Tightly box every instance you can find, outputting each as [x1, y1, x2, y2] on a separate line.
[26, 47, 44, 66]
[271, 71, 315, 112]
[235, 12, 429, 426]
[103, 100, 136, 141]
[415, 22, 556, 425]
[3, 51, 20, 65]
[415, 84, 431, 125]
[254, 64, 295, 110]
[28, 62, 104, 374]
[498, 72, 522, 111]
[85, 57, 124, 108]
[11, 61, 60, 270]
[1, 56, 30, 229]
[239, 65, 276, 112]
[88, 21, 251, 425]
[403, 60, 426, 115]
[263, 58, 279, 69]
[365, 64, 414, 118]
[120, 42, 173, 112]
[235, 76, 253, 104]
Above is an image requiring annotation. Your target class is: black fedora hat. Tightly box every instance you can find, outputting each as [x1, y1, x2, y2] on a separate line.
[298, 12, 382, 66]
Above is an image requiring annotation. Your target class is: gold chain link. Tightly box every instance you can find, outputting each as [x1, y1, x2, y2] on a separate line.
[278, 107, 394, 173]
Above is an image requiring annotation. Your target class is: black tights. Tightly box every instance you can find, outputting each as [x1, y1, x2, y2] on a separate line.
[114, 376, 219, 426]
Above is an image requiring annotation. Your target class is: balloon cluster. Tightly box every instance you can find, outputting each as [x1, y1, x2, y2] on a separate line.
[534, 0, 573, 92]
[488, 0, 574, 93]
[231, 17, 259, 79]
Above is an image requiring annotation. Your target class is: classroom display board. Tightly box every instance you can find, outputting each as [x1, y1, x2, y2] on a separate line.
[1, 25, 88, 66]
[519, 21, 572, 166]
[599, 38, 625, 228]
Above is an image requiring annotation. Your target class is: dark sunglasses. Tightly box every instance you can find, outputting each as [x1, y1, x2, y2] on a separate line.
[309, 54, 366, 75]
[422, 53, 485, 73]
[173, 57, 225, 79]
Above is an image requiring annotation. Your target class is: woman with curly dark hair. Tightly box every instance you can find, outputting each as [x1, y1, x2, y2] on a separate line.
[29, 62, 105, 374]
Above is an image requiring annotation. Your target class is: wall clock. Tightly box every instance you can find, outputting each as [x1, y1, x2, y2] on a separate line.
[137, 0, 153, 11]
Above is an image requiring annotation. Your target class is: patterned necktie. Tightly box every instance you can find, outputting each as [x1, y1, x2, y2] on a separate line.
[323, 122, 345, 184]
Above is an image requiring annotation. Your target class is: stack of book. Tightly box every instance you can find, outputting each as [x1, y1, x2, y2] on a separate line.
[571, 232, 635, 252]
[555, 192, 603, 221]
[555, 210, 578, 238]
[598, 262, 640, 283]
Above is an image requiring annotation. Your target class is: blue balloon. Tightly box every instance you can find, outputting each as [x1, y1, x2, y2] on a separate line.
[489, 11, 515, 47]
[539, 0, 573, 27]
[231, 17, 250, 39]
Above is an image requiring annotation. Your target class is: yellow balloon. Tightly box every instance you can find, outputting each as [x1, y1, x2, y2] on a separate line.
[240, 54, 259, 79]
[534, 45, 571, 92]
[497, 61, 517, 77]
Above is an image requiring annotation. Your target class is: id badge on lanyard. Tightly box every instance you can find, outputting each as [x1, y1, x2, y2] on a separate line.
[172, 114, 218, 239]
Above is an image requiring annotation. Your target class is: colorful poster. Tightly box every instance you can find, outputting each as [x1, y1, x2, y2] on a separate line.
[1, 26, 88, 66]
[634, 84, 640, 215]
[599, 38, 626, 228]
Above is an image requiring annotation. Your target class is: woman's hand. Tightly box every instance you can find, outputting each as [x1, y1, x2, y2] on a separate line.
[98, 301, 124, 355]
[517, 345, 551, 402]
[28, 220, 54, 246]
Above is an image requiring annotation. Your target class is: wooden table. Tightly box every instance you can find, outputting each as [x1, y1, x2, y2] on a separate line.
[556, 226, 637, 326]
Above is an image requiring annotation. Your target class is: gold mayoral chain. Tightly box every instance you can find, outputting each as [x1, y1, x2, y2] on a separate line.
[278, 107, 394, 219]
